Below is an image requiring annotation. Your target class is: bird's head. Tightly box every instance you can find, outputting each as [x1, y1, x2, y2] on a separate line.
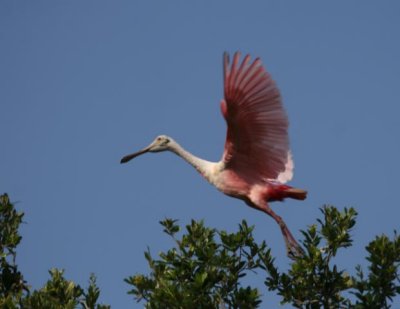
[120, 135, 173, 164]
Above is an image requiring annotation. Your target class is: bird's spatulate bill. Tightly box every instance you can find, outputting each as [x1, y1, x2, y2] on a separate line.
[120, 148, 149, 164]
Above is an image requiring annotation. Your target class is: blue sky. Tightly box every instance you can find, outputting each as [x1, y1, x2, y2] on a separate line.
[1, 1, 400, 307]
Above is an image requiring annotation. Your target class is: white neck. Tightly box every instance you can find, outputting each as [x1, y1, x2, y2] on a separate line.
[168, 141, 218, 181]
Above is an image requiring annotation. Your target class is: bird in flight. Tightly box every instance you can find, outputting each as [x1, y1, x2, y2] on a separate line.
[121, 52, 307, 258]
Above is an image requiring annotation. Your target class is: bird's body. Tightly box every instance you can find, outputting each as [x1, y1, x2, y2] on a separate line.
[164, 138, 303, 203]
[121, 52, 307, 257]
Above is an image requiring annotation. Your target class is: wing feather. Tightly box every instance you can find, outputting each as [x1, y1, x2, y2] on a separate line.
[221, 52, 293, 183]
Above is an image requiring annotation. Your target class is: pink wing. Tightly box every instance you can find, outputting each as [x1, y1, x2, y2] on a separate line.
[220, 52, 293, 183]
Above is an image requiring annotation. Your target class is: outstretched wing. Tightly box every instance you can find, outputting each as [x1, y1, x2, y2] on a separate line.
[220, 52, 293, 183]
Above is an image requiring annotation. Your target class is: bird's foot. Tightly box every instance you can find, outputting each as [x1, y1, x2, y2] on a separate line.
[286, 241, 304, 260]
[283, 230, 304, 260]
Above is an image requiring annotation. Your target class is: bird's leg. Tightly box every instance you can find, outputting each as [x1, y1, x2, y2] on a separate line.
[258, 202, 304, 259]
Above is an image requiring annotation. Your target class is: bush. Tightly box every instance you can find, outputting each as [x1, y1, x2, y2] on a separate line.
[1, 193, 399, 308]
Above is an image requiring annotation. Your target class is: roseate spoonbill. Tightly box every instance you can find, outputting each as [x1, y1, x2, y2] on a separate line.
[121, 52, 307, 258]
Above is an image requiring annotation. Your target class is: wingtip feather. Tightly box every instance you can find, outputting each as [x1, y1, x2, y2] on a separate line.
[223, 52, 230, 88]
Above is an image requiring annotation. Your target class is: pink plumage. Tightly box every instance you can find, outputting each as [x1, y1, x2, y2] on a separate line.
[121, 52, 307, 258]
[221, 52, 291, 183]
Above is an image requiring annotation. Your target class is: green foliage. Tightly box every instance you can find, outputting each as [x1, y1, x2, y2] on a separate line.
[0, 193, 109, 309]
[1, 193, 400, 308]
[128, 206, 400, 308]
[352, 232, 400, 308]
[22, 269, 110, 309]
[260, 206, 400, 308]
[125, 218, 269, 308]
[261, 206, 357, 308]
[0, 193, 28, 307]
